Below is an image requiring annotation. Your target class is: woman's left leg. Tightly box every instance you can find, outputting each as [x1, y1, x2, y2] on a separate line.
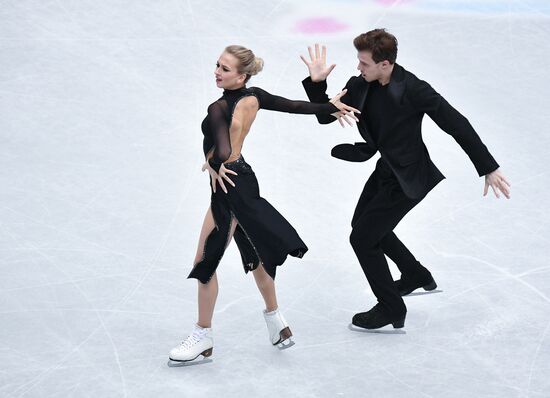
[252, 263, 278, 312]
[253, 264, 292, 346]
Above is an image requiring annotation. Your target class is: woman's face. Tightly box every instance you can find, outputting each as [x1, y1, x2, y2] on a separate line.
[214, 52, 246, 89]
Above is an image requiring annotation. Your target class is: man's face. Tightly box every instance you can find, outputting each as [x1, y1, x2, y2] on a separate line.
[356, 51, 383, 82]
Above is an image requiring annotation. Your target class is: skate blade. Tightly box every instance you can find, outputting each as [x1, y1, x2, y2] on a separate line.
[167, 357, 213, 367]
[275, 327, 294, 350]
[168, 348, 213, 366]
[402, 281, 439, 296]
[347, 323, 406, 335]
[405, 289, 442, 297]
[277, 337, 295, 350]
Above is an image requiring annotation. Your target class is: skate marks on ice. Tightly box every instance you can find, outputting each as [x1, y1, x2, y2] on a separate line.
[347, 324, 407, 335]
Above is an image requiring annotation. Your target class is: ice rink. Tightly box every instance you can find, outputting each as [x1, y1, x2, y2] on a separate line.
[2, 0, 550, 397]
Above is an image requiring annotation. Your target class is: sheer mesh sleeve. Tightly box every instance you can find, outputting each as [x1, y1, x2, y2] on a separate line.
[302, 76, 355, 124]
[251, 87, 339, 115]
[206, 101, 232, 172]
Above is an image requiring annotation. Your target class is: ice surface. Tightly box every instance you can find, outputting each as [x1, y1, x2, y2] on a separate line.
[1, 1, 549, 397]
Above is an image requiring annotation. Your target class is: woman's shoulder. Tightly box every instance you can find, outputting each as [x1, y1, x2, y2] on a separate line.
[246, 87, 269, 106]
[248, 86, 267, 95]
[235, 88, 262, 106]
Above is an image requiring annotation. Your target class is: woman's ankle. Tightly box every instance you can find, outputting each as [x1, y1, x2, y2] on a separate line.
[264, 305, 278, 314]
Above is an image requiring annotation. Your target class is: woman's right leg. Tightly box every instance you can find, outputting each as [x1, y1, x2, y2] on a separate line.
[169, 206, 236, 361]
[197, 273, 218, 328]
[194, 206, 218, 328]
[194, 206, 237, 328]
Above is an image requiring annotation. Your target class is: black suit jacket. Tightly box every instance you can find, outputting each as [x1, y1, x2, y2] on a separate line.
[302, 64, 499, 199]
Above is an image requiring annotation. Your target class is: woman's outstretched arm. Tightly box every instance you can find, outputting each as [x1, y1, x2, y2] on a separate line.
[251, 87, 359, 122]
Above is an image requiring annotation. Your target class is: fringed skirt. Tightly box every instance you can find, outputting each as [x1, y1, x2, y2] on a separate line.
[188, 156, 308, 284]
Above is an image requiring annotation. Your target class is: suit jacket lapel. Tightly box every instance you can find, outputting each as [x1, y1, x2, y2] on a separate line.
[358, 78, 370, 110]
[388, 63, 406, 106]
[355, 78, 377, 147]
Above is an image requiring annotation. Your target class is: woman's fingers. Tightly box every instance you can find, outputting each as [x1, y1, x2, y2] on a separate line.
[344, 114, 354, 127]
[217, 166, 238, 192]
[334, 89, 347, 100]
[299, 54, 310, 66]
[343, 104, 361, 114]
[222, 174, 235, 187]
[342, 109, 360, 122]
[340, 109, 359, 122]
[332, 112, 353, 127]
[336, 113, 353, 127]
[217, 176, 228, 194]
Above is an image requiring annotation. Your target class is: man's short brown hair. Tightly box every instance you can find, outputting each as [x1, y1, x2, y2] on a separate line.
[353, 29, 398, 64]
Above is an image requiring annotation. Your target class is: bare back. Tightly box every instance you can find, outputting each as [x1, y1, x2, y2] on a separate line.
[221, 96, 259, 163]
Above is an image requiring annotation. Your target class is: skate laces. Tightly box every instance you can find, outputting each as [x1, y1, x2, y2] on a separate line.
[179, 326, 210, 350]
[180, 330, 203, 350]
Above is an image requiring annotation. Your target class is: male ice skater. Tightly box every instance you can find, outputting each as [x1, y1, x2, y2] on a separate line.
[300, 29, 511, 329]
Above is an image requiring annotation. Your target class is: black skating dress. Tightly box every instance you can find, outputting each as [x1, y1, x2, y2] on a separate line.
[188, 86, 339, 284]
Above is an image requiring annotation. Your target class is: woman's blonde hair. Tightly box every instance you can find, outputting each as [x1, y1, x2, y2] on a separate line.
[224, 45, 264, 83]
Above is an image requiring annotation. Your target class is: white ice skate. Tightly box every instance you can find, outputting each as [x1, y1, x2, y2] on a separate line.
[169, 324, 213, 362]
[263, 308, 293, 346]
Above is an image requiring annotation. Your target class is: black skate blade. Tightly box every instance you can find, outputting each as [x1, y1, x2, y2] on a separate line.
[167, 357, 213, 367]
[347, 323, 406, 335]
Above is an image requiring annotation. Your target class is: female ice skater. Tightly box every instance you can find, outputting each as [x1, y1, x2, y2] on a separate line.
[168, 45, 360, 362]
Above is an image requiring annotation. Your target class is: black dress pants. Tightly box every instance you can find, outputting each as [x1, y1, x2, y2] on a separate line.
[349, 158, 426, 316]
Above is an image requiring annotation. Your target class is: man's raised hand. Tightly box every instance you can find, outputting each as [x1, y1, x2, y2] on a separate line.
[300, 43, 336, 82]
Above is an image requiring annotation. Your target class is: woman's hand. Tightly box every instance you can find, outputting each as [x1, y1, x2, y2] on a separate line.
[202, 162, 219, 193]
[330, 89, 361, 128]
[202, 162, 238, 194]
[217, 164, 238, 193]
